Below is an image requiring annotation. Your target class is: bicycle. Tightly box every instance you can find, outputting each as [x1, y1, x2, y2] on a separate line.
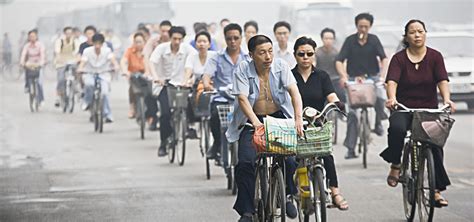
[196, 90, 213, 180]
[25, 65, 41, 113]
[295, 103, 346, 222]
[216, 103, 238, 194]
[84, 70, 113, 133]
[130, 73, 152, 139]
[61, 62, 78, 113]
[243, 117, 298, 222]
[346, 79, 377, 168]
[166, 83, 191, 166]
[396, 103, 454, 222]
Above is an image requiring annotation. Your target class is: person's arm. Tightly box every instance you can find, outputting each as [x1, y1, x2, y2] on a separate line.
[336, 38, 350, 88]
[19, 44, 27, 66]
[120, 56, 129, 76]
[438, 80, 456, 112]
[379, 58, 389, 82]
[202, 53, 218, 91]
[287, 84, 304, 136]
[238, 94, 262, 128]
[109, 54, 120, 72]
[148, 46, 164, 84]
[385, 80, 398, 110]
[39, 43, 46, 66]
[54, 38, 61, 55]
[374, 35, 389, 81]
[182, 53, 195, 86]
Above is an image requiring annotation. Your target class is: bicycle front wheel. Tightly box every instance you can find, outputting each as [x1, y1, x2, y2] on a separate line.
[98, 95, 104, 133]
[418, 147, 436, 222]
[176, 109, 187, 166]
[361, 110, 369, 169]
[401, 142, 416, 221]
[137, 96, 145, 140]
[254, 159, 268, 222]
[203, 119, 211, 180]
[271, 167, 286, 222]
[312, 167, 327, 222]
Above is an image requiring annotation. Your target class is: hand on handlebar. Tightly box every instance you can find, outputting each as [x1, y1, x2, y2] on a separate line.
[385, 98, 398, 111]
[444, 100, 456, 113]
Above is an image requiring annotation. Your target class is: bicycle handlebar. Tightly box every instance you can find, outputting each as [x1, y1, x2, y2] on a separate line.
[396, 103, 451, 114]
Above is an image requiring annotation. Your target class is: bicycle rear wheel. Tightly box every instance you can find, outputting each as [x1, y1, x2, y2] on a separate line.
[230, 142, 238, 195]
[271, 167, 286, 222]
[98, 95, 104, 133]
[176, 109, 187, 166]
[29, 81, 37, 112]
[400, 142, 416, 221]
[203, 119, 211, 180]
[137, 96, 145, 139]
[418, 147, 436, 222]
[312, 167, 327, 222]
[361, 110, 368, 169]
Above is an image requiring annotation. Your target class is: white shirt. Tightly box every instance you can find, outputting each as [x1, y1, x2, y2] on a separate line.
[149, 42, 197, 86]
[185, 51, 217, 80]
[273, 42, 296, 68]
[81, 45, 114, 74]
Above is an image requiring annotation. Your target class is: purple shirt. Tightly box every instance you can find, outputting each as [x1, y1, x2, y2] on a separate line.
[386, 47, 449, 109]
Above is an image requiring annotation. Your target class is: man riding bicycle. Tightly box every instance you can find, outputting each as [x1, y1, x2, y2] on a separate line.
[77, 33, 120, 123]
[149, 26, 197, 157]
[54, 26, 80, 107]
[335, 13, 389, 159]
[227, 35, 304, 222]
[202, 23, 250, 160]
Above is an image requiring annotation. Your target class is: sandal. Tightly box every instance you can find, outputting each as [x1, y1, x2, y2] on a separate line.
[331, 193, 349, 211]
[434, 192, 449, 208]
[387, 164, 401, 187]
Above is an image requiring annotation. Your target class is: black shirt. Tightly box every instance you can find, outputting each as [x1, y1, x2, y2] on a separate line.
[292, 67, 335, 111]
[79, 41, 114, 55]
[336, 33, 386, 77]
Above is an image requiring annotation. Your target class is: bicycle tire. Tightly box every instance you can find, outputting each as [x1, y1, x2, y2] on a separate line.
[176, 109, 187, 166]
[313, 167, 327, 222]
[231, 142, 238, 195]
[29, 81, 36, 112]
[138, 96, 145, 140]
[270, 167, 286, 222]
[401, 142, 416, 221]
[362, 110, 368, 169]
[254, 160, 268, 222]
[332, 112, 338, 145]
[98, 95, 104, 133]
[93, 94, 99, 132]
[418, 147, 436, 222]
[203, 119, 211, 180]
[168, 114, 176, 164]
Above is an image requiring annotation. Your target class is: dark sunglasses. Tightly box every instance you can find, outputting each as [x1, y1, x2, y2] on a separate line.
[225, 36, 240, 41]
[296, 52, 315, 57]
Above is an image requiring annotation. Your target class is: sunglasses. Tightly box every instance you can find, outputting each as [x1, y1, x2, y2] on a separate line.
[296, 52, 315, 57]
[225, 36, 240, 41]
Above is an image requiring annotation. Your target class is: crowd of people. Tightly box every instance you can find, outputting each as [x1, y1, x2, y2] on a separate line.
[2, 12, 456, 221]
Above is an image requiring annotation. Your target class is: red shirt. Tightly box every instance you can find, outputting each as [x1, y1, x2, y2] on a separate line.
[386, 47, 449, 109]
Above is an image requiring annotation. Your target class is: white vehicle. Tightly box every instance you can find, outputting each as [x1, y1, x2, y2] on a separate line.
[427, 32, 474, 110]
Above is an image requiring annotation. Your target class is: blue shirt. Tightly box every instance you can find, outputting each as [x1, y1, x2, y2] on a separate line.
[225, 58, 297, 142]
[204, 48, 250, 100]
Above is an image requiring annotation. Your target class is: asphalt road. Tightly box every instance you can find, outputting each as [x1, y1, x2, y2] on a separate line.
[0, 75, 473, 222]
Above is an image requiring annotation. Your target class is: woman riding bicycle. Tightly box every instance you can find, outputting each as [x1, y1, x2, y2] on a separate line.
[380, 19, 456, 207]
[227, 35, 303, 222]
[20, 29, 45, 105]
[120, 32, 150, 119]
[291, 36, 349, 211]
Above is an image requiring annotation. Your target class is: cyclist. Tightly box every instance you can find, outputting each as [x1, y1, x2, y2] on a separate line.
[316, 28, 345, 103]
[120, 32, 150, 119]
[292, 36, 349, 210]
[53, 26, 80, 107]
[215, 18, 230, 50]
[272, 21, 296, 68]
[242, 21, 258, 53]
[20, 29, 45, 104]
[202, 23, 250, 160]
[2, 33, 12, 69]
[189, 22, 218, 51]
[77, 33, 120, 123]
[143, 20, 172, 58]
[227, 35, 303, 222]
[78, 26, 113, 55]
[335, 13, 389, 159]
[380, 19, 455, 207]
[149, 26, 197, 157]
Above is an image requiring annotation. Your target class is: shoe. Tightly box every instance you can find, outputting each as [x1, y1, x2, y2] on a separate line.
[54, 99, 60, 107]
[286, 199, 298, 219]
[157, 145, 167, 157]
[81, 103, 89, 111]
[186, 128, 198, 139]
[105, 117, 114, 123]
[237, 215, 252, 222]
[148, 118, 158, 131]
[372, 124, 384, 136]
[344, 151, 358, 159]
[206, 143, 219, 159]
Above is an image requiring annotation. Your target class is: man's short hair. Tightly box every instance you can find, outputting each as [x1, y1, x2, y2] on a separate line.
[320, 27, 336, 39]
[355, 13, 374, 26]
[293, 36, 317, 54]
[273, 21, 291, 33]
[248, 35, 272, 53]
[63, 26, 73, 33]
[244, 20, 259, 33]
[160, 20, 172, 27]
[223, 23, 242, 36]
[169, 26, 186, 38]
[92, 33, 105, 43]
[84, 25, 97, 33]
